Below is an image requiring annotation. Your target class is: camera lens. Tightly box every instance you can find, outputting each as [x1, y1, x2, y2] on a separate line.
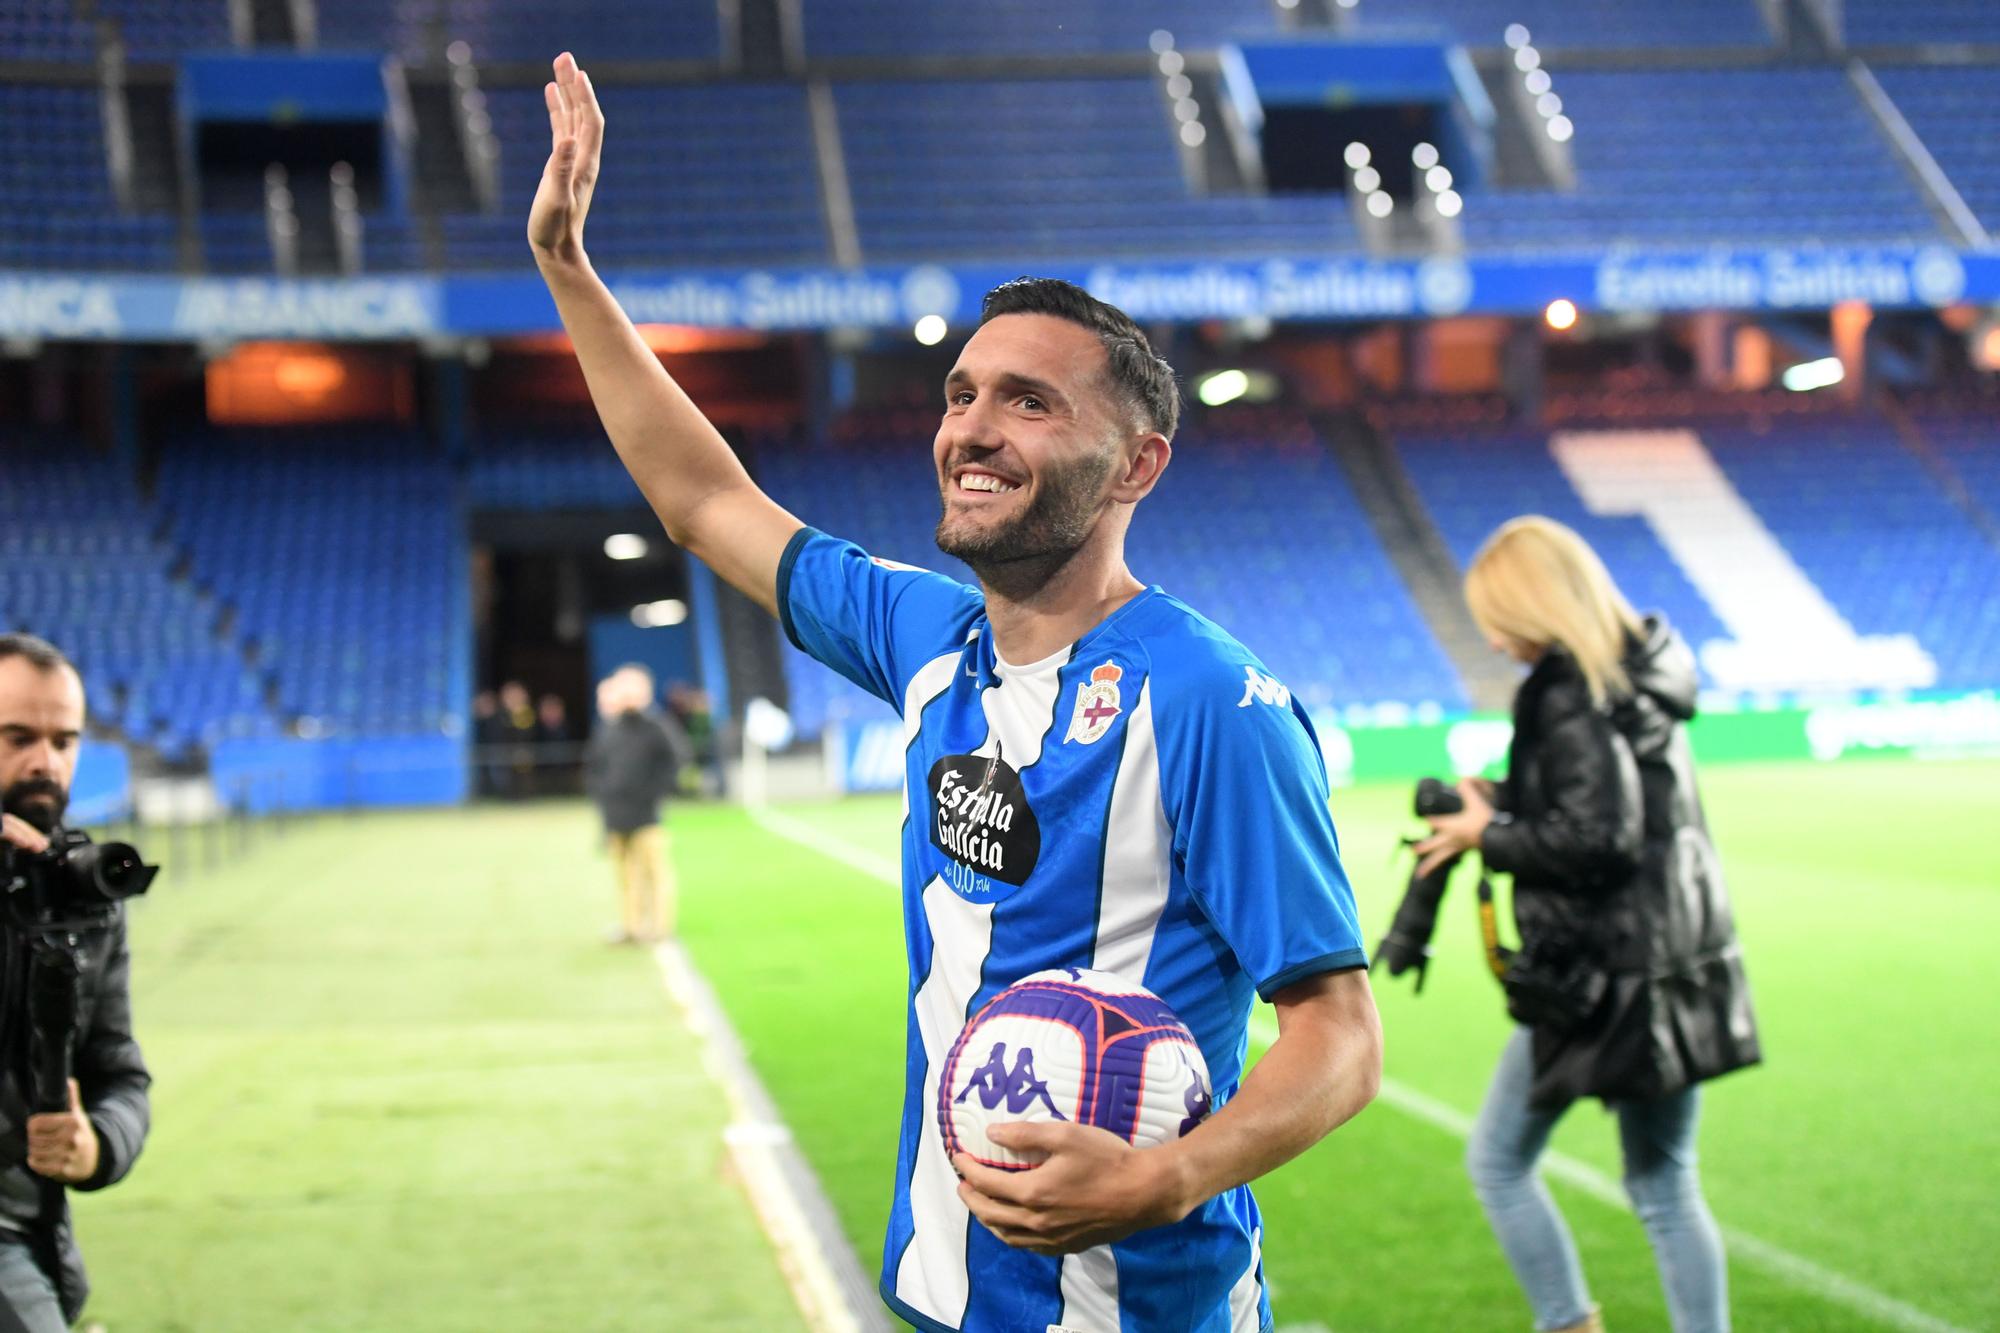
[88, 844, 143, 895]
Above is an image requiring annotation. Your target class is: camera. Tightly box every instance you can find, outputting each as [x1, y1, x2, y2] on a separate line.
[0, 820, 156, 1112]
[1, 828, 156, 928]
[1414, 776, 1464, 818]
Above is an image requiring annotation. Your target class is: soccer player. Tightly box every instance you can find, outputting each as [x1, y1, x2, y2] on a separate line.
[529, 54, 1382, 1333]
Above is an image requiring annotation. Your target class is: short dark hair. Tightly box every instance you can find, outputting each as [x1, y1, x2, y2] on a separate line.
[979, 278, 1180, 440]
[0, 633, 73, 675]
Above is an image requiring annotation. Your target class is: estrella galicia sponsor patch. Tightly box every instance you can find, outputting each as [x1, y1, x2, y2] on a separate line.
[928, 750, 1041, 895]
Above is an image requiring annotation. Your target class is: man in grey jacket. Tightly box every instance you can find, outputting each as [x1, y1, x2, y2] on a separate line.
[0, 634, 150, 1332]
[584, 665, 690, 943]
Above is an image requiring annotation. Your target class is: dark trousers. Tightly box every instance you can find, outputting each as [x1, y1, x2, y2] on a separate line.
[0, 1235, 64, 1333]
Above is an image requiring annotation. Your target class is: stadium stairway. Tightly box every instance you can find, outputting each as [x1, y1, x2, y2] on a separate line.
[1317, 412, 1518, 712]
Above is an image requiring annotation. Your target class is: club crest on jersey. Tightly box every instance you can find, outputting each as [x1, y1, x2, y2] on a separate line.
[1064, 661, 1124, 745]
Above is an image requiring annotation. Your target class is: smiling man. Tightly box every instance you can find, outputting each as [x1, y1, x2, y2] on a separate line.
[528, 54, 1381, 1333]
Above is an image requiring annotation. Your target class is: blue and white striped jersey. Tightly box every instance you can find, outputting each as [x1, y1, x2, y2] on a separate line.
[778, 528, 1367, 1333]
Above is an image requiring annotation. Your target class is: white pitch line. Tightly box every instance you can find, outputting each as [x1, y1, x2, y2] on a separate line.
[757, 803, 1973, 1333]
[652, 938, 889, 1333]
[1239, 1027, 1973, 1333]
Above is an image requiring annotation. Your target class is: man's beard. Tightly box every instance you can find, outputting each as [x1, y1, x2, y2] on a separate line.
[1, 777, 67, 835]
[935, 448, 1117, 599]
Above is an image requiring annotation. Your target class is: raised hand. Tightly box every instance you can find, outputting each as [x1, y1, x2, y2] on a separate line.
[527, 52, 605, 265]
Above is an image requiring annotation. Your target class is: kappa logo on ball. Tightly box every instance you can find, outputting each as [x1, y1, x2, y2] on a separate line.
[951, 1042, 1068, 1120]
[1064, 661, 1124, 745]
[937, 968, 1214, 1173]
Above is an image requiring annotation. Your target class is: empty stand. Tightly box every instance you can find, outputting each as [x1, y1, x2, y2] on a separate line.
[1458, 67, 1941, 250]
[803, 0, 1276, 57]
[837, 78, 1360, 261]
[317, 0, 721, 66]
[1357, 0, 1771, 48]
[154, 431, 470, 739]
[1872, 65, 2000, 238]
[0, 440, 277, 760]
[439, 82, 826, 269]
[1843, 0, 2000, 47]
[1396, 410, 1998, 696]
[0, 86, 179, 272]
[468, 432, 650, 509]
[95, 0, 233, 62]
[1908, 406, 2000, 527]
[0, 0, 97, 62]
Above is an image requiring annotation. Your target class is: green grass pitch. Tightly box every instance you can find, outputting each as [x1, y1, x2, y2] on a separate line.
[70, 758, 1999, 1331]
[71, 807, 803, 1333]
[677, 758, 2000, 1333]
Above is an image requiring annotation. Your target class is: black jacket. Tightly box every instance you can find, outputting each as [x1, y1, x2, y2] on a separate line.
[584, 709, 689, 835]
[0, 903, 150, 1323]
[1480, 618, 1761, 1106]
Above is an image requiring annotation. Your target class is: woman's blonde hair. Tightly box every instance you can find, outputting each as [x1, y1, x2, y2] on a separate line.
[1465, 516, 1645, 706]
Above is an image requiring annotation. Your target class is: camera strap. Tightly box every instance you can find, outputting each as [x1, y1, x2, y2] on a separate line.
[1473, 863, 1513, 981]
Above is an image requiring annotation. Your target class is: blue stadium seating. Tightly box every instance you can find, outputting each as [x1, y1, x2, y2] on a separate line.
[440, 82, 826, 269]
[837, 78, 1361, 261]
[317, 0, 721, 65]
[1122, 418, 1466, 714]
[1843, 0, 2000, 47]
[468, 433, 649, 509]
[95, 0, 232, 62]
[1701, 419, 2000, 692]
[1872, 65, 2000, 237]
[1359, 0, 1771, 48]
[1395, 409, 2000, 696]
[0, 441, 279, 759]
[1910, 407, 2000, 528]
[154, 431, 471, 739]
[1397, 424, 1735, 679]
[804, 0, 1276, 57]
[0, 86, 179, 272]
[198, 211, 274, 274]
[0, 0, 97, 62]
[1459, 67, 1941, 250]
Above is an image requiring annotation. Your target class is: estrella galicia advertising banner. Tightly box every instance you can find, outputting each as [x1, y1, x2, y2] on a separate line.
[3, 245, 1997, 341]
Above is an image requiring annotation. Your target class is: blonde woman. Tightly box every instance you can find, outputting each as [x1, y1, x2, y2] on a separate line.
[1414, 517, 1760, 1333]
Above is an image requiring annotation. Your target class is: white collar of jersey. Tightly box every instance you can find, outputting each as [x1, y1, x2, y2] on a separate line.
[960, 587, 1164, 691]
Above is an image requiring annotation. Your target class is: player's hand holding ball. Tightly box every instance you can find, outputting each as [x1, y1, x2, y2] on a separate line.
[940, 968, 1213, 1254]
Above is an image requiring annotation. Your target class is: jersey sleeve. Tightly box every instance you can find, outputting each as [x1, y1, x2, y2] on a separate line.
[776, 527, 982, 709]
[1154, 661, 1367, 1001]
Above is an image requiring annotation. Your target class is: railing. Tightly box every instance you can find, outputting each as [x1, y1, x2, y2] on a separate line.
[264, 163, 300, 275]
[329, 160, 363, 274]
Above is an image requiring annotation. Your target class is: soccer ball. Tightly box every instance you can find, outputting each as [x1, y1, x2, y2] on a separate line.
[937, 967, 1213, 1171]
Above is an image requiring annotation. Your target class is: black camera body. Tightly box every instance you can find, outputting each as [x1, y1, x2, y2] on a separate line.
[0, 821, 155, 1113]
[0, 827, 155, 931]
[1413, 776, 1465, 818]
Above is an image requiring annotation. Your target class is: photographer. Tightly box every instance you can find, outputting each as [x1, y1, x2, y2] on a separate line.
[1403, 520, 1758, 1333]
[0, 635, 149, 1331]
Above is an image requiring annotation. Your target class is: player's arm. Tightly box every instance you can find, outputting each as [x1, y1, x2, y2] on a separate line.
[1152, 969, 1380, 1212]
[528, 52, 800, 615]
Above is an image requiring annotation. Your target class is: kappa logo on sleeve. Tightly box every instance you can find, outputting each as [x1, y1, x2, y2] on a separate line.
[1236, 666, 1291, 710]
